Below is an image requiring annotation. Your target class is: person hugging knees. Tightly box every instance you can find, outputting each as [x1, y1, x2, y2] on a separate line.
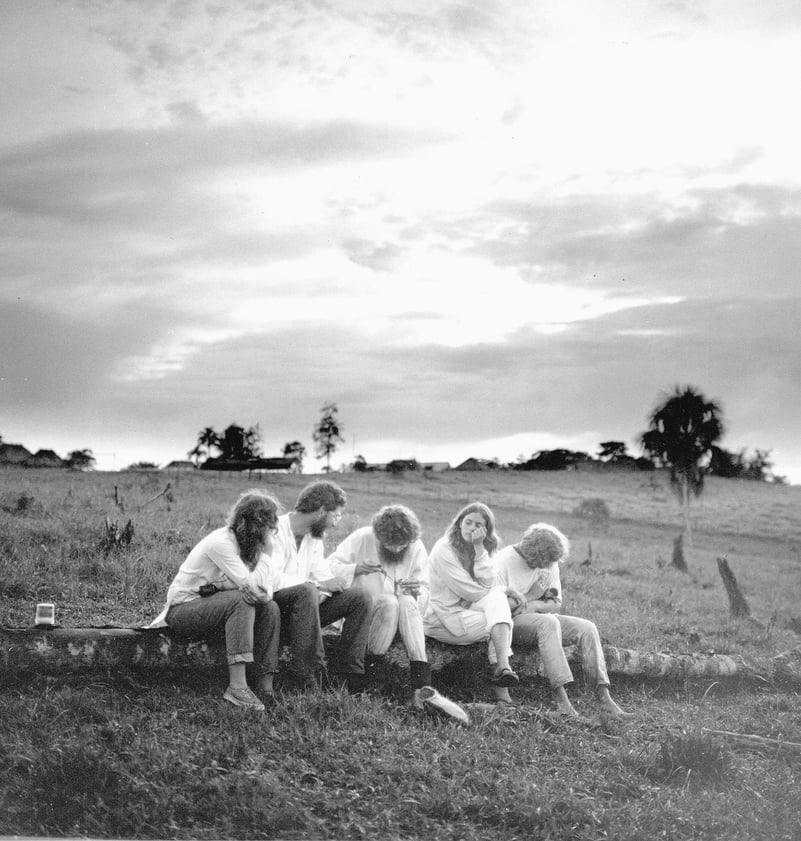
[327, 504, 468, 722]
[423, 503, 520, 696]
[493, 522, 631, 718]
[147, 490, 283, 711]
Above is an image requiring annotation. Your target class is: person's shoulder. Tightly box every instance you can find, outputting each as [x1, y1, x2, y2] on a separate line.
[493, 544, 517, 565]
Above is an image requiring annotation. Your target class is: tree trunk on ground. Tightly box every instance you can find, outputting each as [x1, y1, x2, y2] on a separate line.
[672, 533, 688, 572]
[717, 556, 751, 619]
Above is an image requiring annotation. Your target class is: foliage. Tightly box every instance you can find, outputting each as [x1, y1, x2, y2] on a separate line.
[312, 402, 344, 472]
[573, 497, 611, 531]
[188, 426, 220, 465]
[598, 441, 629, 462]
[66, 449, 95, 470]
[190, 424, 262, 466]
[515, 449, 591, 471]
[282, 440, 306, 470]
[709, 446, 775, 482]
[640, 385, 724, 544]
[351, 454, 368, 472]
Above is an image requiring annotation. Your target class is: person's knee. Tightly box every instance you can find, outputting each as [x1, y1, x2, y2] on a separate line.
[397, 593, 421, 616]
[373, 594, 399, 619]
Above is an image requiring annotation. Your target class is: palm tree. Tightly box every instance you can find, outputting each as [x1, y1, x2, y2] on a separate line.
[640, 385, 724, 546]
[188, 426, 221, 466]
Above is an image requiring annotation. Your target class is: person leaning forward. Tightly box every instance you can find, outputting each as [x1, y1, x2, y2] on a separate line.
[270, 480, 373, 692]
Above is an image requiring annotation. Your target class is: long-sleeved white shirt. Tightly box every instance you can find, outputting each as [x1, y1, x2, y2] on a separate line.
[147, 526, 276, 627]
[493, 544, 562, 612]
[325, 526, 430, 602]
[423, 536, 496, 635]
[271, 513, 335, 590]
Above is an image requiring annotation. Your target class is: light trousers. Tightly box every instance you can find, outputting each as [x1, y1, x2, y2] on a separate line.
[424, 586, 513, 664]
[512, 612, 610, 688]
[368, 593, 427, 661]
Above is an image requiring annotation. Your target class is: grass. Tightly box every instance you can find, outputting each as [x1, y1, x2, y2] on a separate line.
[1, 466, 801, 839]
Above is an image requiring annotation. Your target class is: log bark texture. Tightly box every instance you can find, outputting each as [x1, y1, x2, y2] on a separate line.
[2, 627, 799, 689]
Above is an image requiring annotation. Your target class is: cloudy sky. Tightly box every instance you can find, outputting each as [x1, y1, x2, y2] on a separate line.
[1, 0, 799, 480]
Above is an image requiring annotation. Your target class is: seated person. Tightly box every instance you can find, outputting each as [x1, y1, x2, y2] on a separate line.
[493, 522, 630, 718]
[147, 490, 281, 710]
[270, 480, 372, 692]
[423, 503, 520, 691]
[328, 504, 468, 721]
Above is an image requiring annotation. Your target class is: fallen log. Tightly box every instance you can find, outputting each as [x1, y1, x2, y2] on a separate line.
[703, 728, 801, 757]
[2, 627, 799, 689]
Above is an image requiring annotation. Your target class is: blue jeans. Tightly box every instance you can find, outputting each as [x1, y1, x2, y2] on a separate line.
[319, 588, 373, 675]
[166, 590, 281, 674]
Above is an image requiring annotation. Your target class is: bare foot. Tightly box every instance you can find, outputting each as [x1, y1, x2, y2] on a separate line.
[599, 699, 633, 719]
[555, 699, 580, 717]
[492, 686, 514, 704]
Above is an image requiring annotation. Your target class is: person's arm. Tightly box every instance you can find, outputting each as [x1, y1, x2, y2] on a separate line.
[398, 541, 429, 598]
[206, 536, 275, 603]
[525, 564, 562, 614]
[325, 530, 382, 589]
[308, 537, 349, 594]
[431, 541, 493, 603]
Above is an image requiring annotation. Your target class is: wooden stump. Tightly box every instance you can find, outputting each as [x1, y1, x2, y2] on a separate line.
[717, 556, 751, 619]
[672, 533, 688, 572]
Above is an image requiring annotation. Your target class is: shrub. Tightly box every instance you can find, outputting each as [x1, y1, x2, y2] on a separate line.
[573, 497, 611, 531]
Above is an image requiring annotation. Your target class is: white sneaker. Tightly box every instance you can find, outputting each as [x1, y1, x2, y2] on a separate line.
[223, 686, 265, 710]
[414, 686, 469, 725]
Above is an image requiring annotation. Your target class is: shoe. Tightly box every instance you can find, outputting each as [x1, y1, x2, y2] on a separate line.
[413, 686, 470, 725]
[223, 686, 265, 710]
[489, 666, 520, 687]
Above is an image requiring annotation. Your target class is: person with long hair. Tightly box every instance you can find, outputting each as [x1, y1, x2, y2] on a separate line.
[493, 522, 630, 717]
[423, 502, 522, 693]
[147, 490, 283, 710]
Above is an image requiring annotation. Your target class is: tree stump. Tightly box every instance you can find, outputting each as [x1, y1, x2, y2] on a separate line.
[716, 556, 751, 619]
[672, 533, 688, 572]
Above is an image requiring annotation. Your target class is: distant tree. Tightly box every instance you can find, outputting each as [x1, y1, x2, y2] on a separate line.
[640, 385, 724, 546]
[189, 426, 221, 465]
[282, 440, 306, 470]
[351, 454, 367, 472]
[598, 441, 628, 462]
[312, 402, 344, 473]
[709, 445, 745, 478]
[67, 449, 96, 470]
[517, 449, 589, 471]
[742, 449, 773, 481]
[218, 423, 261, 461]
[126, 461, 158, 470]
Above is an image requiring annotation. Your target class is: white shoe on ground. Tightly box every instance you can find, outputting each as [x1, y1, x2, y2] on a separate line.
[414, 686, 470, 725]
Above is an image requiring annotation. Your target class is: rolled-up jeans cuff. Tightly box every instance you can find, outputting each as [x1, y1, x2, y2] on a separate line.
[227, 653, 255, 665]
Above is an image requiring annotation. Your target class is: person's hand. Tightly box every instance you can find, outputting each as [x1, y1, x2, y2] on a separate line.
[468, 523, 487, 549]
[315, 575, 347, 594]
[354, 560, 383, 577]
[399, 579, 421, 598]
[240, 583, 270, 605]
[506, 588, 526, 617]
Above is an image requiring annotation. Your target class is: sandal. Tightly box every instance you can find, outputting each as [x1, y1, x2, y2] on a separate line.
[490, 666, 520, 687]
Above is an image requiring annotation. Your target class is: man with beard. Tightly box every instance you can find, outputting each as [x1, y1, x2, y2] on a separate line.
[271, 481, 373, 691]
[326, 505, 468, 722]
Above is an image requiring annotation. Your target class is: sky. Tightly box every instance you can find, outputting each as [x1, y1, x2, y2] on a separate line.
[1, 0, 799, 480]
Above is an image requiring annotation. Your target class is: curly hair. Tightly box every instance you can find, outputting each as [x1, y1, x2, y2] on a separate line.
[226, 490, 280, 570]
[446, 502, 500, 563]
[295, 481, 347, 514]
[517, 522, 570, 569]
[372, 505, 421, 546]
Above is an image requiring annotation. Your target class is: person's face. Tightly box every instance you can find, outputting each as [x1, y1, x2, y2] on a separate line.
[377, 540, 410, 566]
[460, 512, 487, 543]
[310, 506, 342, 538]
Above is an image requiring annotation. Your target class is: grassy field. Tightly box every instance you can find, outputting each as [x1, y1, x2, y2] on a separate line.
[1, 466, 801, 839]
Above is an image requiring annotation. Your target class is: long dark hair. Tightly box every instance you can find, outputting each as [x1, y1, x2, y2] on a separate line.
[445, 502, 500, 567]
[226, 490, 280, 570]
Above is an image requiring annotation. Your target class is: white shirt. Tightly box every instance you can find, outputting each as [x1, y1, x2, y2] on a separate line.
[147, 526, 276, 627]
[493, 544, 562, 610]
[271, 512, 334, 590]
[325, 526, 430, 603]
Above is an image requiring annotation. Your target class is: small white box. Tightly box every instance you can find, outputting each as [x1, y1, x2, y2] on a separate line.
[35, 603, 55, 626]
